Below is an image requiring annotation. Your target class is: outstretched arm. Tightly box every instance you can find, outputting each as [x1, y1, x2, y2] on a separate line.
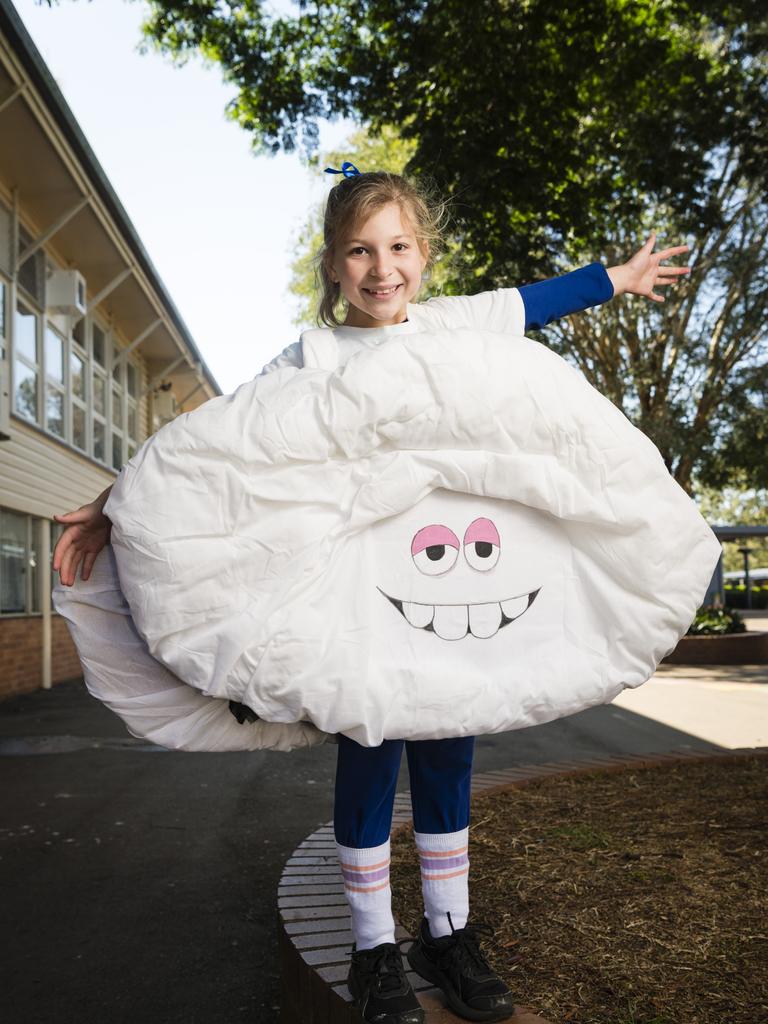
[520, 233, 690, 330]
[53, 485, 113, 586]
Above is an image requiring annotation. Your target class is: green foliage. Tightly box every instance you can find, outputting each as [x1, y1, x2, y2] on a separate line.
[695, 361, 768, 492]
[687, 606, 746, 635]
[138, 0, 767, 286]
[723, 584, 768, 610]
[695, 478, 768, 572]
[69, 0, 767, 489]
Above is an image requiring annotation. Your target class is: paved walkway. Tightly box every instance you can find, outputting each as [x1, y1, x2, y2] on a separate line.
[0, 664, 763, 1024]
[612, 662, 767, 749]
[741, 611, 768, 630]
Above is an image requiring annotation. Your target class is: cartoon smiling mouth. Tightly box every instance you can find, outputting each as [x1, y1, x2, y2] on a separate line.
[377, 587, 541, 641]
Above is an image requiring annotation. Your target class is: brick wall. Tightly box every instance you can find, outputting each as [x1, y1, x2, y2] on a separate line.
[52, 615, 83, 684]
[0, 615, 82, 700]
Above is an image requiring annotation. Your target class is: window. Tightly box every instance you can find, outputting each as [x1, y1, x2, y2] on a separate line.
[13, 302, 39, 423]
[50, 520, 64, 609]
[91, 329, 108, 464]
[70, 348, 87, 451]
[70, 319, 87, 452]
[108, 343, 139, 469]
[4, 204, 148, 466]
[126, 363, 139, 459]
[109, 343, 124, 469]
[111, 381, 123, 431]
[111, 430, 122, 470]
[44, 325, 66, 438]
[92, 324, 105, 368]
[0, 509, 39, 615]
[0, 279, 6, 360]
[0, 201, 10, 276]
[15, 302, 37, 362]
[10, 294, 145, 466]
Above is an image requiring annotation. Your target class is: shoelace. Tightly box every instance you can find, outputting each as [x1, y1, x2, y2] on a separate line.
[436, 921, 495, 978]
[352, 938, 413, 995]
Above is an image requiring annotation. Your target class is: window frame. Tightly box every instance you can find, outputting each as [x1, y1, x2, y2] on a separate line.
[2, 200, 149, 471]
[12, 295, 42, 426]
[69, 332, 88, 453]
[0, 278, 7, 361]
[44, 321, 67, 440]
[5, 267, 144, 471]
[0, 507, 41, 618]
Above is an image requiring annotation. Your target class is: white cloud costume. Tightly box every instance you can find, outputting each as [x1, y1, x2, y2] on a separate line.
[54, 288, 721, 751]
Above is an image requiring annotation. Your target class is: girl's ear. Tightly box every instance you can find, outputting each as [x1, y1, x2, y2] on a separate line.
[324, 253, 339, 285]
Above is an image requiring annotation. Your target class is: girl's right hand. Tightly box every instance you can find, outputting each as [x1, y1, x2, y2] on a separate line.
[53, 487, 113, 586]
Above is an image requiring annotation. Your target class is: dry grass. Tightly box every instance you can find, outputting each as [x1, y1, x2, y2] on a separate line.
[390, 755, 767, 1024]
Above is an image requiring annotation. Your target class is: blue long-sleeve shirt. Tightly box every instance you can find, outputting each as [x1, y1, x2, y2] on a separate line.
[519, 262, 614, 331]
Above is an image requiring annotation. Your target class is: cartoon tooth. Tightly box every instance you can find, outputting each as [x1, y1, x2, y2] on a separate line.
[432, 604, 469, 640]
[403, 601, 434, 628]
[468, 602, 503, 639]
[501, 595, 529, 621]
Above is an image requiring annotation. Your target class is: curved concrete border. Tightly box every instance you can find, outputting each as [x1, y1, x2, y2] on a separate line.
[277, 746, 766, 1023]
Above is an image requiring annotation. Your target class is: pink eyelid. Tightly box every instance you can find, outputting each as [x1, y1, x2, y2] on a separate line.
[463, 518, 500, 547]
[411, 524, 461, 557]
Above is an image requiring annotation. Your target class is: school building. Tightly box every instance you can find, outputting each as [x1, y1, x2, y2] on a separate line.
[0, 0, 221, 699]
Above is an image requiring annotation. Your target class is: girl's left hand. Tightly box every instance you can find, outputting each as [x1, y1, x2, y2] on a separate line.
[607, 232, 691, 302]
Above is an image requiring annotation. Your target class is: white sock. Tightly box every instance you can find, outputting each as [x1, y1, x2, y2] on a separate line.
[414, 826, 470, 938]
[336, 838, 396, 951]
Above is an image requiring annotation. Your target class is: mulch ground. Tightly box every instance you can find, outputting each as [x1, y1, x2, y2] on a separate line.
[390, 755, 767, 1024]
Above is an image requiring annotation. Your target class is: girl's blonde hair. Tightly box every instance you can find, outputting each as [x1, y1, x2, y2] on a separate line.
[315, 171, 450, 327]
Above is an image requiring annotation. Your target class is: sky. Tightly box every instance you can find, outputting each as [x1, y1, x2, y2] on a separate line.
[14, 0, 356, 392]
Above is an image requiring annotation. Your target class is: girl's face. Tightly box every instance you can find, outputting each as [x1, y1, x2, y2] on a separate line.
[329, 202, 428, 329]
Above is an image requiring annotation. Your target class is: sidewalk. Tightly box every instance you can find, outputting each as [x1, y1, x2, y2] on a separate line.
[609, 609, 768, 750]
[611, 661, 767, 749]
[742, 610, 768, 631]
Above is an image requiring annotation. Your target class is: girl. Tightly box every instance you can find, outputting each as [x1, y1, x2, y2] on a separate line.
[54, 166, 691, 1024]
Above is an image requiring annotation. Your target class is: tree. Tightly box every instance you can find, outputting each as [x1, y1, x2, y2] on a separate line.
[288, 123, 766, 497]
[548, 170, 768, 494]
[137, 0, 766, 284]
[697, 477, 768, 572]
[63, 0, 764, 494]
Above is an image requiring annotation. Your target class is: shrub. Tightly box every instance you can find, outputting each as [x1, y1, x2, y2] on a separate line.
[723, 584, 768, 610]
[687, 606, 747, 635]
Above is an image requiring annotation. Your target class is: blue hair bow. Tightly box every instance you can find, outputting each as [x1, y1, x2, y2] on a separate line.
[324, 161, 361, 178]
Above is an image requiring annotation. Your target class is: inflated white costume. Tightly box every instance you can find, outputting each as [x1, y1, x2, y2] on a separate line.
[54, 287, 720, 751]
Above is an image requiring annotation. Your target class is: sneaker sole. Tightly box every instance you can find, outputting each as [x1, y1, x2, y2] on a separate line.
[347, 971, 426, 1024]
[406, 943, 516, 1022]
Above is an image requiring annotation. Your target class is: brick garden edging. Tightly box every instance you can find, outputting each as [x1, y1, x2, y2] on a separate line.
[277, 746, 766, 1023]
[663, 631, 768, 664]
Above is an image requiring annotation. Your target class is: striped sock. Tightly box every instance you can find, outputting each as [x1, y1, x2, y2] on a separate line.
[335, 837, 396, 951]
[414, 827, 470, 938]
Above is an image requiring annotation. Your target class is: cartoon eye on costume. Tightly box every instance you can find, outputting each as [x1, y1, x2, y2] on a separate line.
[463, 518, 500, 571]
[411, 524, 460, 576]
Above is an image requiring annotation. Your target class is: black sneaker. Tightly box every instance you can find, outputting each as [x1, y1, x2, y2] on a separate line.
[348, 939, 426, 1023]
[406, 914, 516, 1022]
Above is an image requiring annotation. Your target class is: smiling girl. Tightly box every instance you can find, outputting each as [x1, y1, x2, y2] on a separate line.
[54, 165, 690, 1024]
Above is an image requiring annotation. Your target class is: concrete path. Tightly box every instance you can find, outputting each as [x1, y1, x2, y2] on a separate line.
[0, 667, 762, 1024]
[612, 662, 767, 749]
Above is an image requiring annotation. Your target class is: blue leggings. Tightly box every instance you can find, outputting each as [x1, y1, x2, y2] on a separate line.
[334, 734, 476, 848]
